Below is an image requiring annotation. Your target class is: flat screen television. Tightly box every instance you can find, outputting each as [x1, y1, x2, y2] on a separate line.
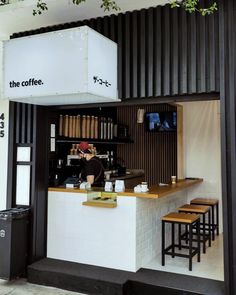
[145, 111, 177, 132]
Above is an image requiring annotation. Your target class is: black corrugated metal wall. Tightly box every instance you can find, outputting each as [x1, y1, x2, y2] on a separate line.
[8, 4, 220, 263]
[220, 0, 236, 294]
[11, 5, 220, 100]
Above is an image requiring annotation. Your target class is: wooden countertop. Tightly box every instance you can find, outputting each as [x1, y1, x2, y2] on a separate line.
[117, 178, 203, 199]
[48, 187, 87, 193]
[48, 178, 203, 199]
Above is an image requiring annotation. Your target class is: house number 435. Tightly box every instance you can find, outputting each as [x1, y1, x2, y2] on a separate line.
[0, 113, 5, 138]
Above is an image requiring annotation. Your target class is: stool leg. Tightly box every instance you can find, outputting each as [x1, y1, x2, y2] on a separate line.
[162, 221, 165, 266]
[208, 210, 211, 247]
[197, 220, 201, 262]
[185, 224, 188, 244]
[216, 203, 219, 236]
[203, 214, 206, 253]
[189, 224, 193, 271]
[172, 223, 175, 258]
[211, 204, 215, 241]
[178, 223, 182, 250]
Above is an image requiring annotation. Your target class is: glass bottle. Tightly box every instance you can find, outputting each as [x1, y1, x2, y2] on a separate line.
[86, 115, 90, 138]
[82, 115, 86, 138]
[94, 117, 98, 139]
[90, 116, 95, 139]
[59, 115, 63, 136]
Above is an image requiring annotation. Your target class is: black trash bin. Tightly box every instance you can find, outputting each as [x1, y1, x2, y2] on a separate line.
[0, 207, 30, 280]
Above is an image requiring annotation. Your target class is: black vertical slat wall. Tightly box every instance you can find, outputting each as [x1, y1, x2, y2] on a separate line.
[180, 9, 187, 94]
[132, 11, 138, 98]
[154, 8, 162, 97]
[14, 103, 34, 144]
[220, 0, 236, 294]
[11, 5, 219, 100]
[9, 102, 33, 147]
[147, 8, 154, 97]
[7, 102, 49, 263]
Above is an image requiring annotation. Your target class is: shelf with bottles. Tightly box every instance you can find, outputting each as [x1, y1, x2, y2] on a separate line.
[56, 137, 134, 144]
[57, 113, 133, 144]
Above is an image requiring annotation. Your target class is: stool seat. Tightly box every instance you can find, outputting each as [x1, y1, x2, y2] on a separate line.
[190, 198, 219, 206]
[178, 204, 210, 214]
[190, 198, 219, 240]
[162, 212, 200, 223]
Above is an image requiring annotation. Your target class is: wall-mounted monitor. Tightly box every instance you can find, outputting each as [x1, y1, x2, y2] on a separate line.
[145, 111, 177, 132]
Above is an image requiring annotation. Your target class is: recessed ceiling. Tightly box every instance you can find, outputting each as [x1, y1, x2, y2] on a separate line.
[0, 0, 170, 38]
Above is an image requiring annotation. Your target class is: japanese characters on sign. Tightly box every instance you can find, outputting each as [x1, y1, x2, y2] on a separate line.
[93, 76, 111, 88]
[0, 113, 4, 138]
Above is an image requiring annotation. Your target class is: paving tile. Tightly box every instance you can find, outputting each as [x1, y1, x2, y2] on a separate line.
[0, 279, 86, 295]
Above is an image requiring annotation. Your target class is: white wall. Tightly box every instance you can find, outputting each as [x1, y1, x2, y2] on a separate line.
[181, 101, 222, 232]
[0, 37, 9, 210]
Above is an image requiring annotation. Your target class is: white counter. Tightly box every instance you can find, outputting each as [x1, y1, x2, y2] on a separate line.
[47, 189, 189, 272]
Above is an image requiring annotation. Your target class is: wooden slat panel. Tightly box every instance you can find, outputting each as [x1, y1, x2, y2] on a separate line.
[117, 104, 177, 186]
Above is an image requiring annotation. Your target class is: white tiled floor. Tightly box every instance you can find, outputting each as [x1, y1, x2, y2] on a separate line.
[145, 234, 224, 281]
[0, 278, 86, 295]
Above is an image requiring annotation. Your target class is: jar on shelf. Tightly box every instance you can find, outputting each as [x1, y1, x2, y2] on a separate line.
[90, 116, 95, 139]
[86, 115, 90, 138]
[59, 115, 63, 136]
[82, 115, 86, 138]
[94, 117, 98, 139]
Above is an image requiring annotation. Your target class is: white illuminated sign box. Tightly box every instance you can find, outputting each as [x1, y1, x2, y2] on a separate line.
[2, 26, 118, 105]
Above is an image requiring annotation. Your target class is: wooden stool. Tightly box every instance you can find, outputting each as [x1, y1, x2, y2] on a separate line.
[178, 204, 211, 253]
[190, 198, 219, 240]
[161, 212, 201, 271]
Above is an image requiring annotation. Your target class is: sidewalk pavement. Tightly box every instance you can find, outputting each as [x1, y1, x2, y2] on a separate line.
[0, 278, 86, 295]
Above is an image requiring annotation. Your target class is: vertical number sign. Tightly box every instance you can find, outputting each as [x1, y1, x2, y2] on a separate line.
[0, 113, 5, 138]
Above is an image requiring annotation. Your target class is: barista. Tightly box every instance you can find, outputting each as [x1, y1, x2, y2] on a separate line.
[78, 142, 104, 187]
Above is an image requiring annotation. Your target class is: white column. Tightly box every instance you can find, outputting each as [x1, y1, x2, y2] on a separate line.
[0, 35, 10, 210]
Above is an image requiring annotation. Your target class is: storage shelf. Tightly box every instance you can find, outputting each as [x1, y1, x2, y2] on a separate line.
[82, 201, 117, 208]
[56, 137, 134, 144]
